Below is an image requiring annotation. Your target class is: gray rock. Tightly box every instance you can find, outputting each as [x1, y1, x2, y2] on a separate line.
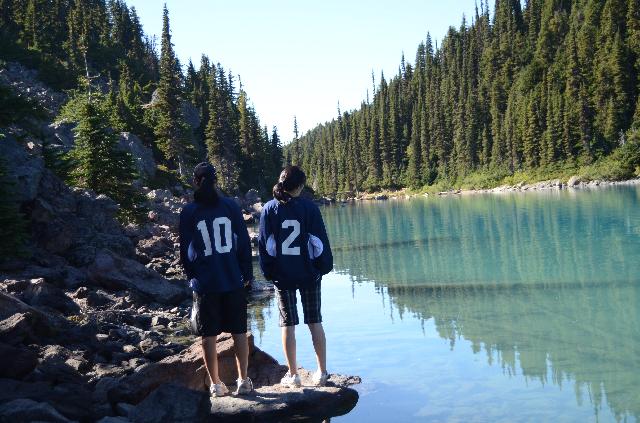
[48, 121, 76, 151]
[568, 175, 581, 186]
[115, 402, 135, 417]
[0, 379, 93, 422]
[0, 293, 56, 345]
[109, 334, 282, 405]
[41, 345, 90, 373]
[136, 237, 172, 263]
[87, 249, 187, 305]
[27, 169, 133, 264]
[88, 363, 131, 381]
[0, 133, 44, 203]
[129, 384, 209, 423]
[150, 316, 169, 327]
[0, 398, 72, 423]
[26, 357, 85, 385]
[0, 61, 67, 115]
[209, 369, 360, 422]
[93, 377, 120, 404]
[0, 343, 38, 379]
[119, 133, 156, 182]
[22, 278, 80, 315]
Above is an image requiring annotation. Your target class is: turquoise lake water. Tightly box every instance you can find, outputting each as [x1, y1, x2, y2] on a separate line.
[248, 184, 640, 422]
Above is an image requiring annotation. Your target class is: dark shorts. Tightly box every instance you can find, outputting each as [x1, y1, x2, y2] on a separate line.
[194, 288, 247, 337]
[274, 282, 322, 327]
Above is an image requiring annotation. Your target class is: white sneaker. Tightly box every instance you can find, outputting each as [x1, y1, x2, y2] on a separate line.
[209, 382, 229, 397]
[280, 371, 301, 388]
[234, 377, 254, 395]
[312, 370, 329, 387]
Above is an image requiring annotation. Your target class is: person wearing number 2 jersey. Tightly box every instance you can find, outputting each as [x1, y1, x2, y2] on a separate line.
[179, 162, 254, 398]
[258, 166, 333, 387]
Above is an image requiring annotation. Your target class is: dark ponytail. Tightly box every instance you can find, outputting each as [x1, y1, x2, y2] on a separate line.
[273, 165, 306, 203]
[193, 162, 219, 206]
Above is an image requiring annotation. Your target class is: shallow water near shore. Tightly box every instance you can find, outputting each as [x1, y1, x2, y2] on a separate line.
[248, 185, 640, 422]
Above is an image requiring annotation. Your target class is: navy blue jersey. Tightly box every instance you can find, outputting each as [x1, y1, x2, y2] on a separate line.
[258, 197, 333, 289]
[179, 197, 253, 293]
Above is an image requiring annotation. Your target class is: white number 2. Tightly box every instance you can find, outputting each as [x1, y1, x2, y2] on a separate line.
[282, 220, 301, 255]
[196, 217, 232, 256]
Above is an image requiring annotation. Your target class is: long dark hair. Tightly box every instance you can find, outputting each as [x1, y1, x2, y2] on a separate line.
[193, 162, 219, 206]
[273, 166, 306, 203]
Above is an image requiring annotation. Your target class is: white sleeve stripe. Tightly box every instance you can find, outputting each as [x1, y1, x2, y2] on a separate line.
[266, 235, 277, 257]
[307, 234, 323, 259]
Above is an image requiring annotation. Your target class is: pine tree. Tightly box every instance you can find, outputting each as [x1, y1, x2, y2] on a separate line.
[66, 100, 143, 221]
[293, 115, 300, 165]
[154, 4, 189, 175]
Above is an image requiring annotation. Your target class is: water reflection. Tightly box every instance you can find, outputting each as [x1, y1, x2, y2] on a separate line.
[321, 186, 640, 421]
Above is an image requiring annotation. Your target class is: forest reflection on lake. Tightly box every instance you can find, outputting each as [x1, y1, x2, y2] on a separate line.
[249, 185, 640, 422]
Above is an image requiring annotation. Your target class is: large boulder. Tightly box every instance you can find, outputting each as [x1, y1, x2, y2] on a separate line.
[0, 398, 72, 423]
[208, 371, 361, 422]
[0, 343, 38, 379]
[87, 249, 187, 305]
[128, 384, 210, 423]
[0, 133, 45, 203]
[27, 169, 133, 264]
[22, 278, 80, 315]
[0, 313, 47, 345]
[109, 333, 283, 405]
[0, 379, 93, 421]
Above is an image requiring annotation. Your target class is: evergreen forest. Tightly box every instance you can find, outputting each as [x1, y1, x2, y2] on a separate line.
[286, 0, 640, 195]
[0, 0, 283, 198]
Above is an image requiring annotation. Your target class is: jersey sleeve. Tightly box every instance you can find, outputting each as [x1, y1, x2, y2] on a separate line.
[231, 202, 253, 283]
[179, 205, 196, 280]
[258, 204, 277, 280]
[309, 203, 333, 276]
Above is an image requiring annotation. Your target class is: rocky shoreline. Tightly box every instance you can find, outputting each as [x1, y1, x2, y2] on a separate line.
[0, 101, 358, 421]
[0, 171, 359, 422]
[315, 177, 640, 204]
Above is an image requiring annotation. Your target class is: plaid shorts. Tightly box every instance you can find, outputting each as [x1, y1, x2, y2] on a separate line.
[274, 282, 322, 327]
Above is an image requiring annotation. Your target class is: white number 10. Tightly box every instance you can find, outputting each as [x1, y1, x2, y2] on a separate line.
[282, 220, 300, 255]
[196, 217, 232, 256]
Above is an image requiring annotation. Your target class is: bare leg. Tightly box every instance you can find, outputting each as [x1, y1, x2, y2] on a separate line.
[308, 323, 327, 373]
[281, 325, 297, 374]
[231, 333, 249, 380]
[202, 336, 221, 385]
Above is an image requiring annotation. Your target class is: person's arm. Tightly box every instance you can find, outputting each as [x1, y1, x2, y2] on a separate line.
[309, 204, 333, 275]
[232, 203, 254, 285]
[258, 205, 277, 280]
[179, 205, 196, 281]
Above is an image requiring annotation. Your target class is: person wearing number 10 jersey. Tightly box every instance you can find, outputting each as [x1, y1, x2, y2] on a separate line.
[179, 162, 254, 398]
[258, 166, 334, 387]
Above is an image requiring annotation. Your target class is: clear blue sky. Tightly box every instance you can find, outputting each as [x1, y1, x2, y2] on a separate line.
[127, 0, 483, 142]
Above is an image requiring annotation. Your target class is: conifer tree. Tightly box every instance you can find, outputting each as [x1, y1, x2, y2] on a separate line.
[66, 98, 143, 221]
[154, 4, 189, 175]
